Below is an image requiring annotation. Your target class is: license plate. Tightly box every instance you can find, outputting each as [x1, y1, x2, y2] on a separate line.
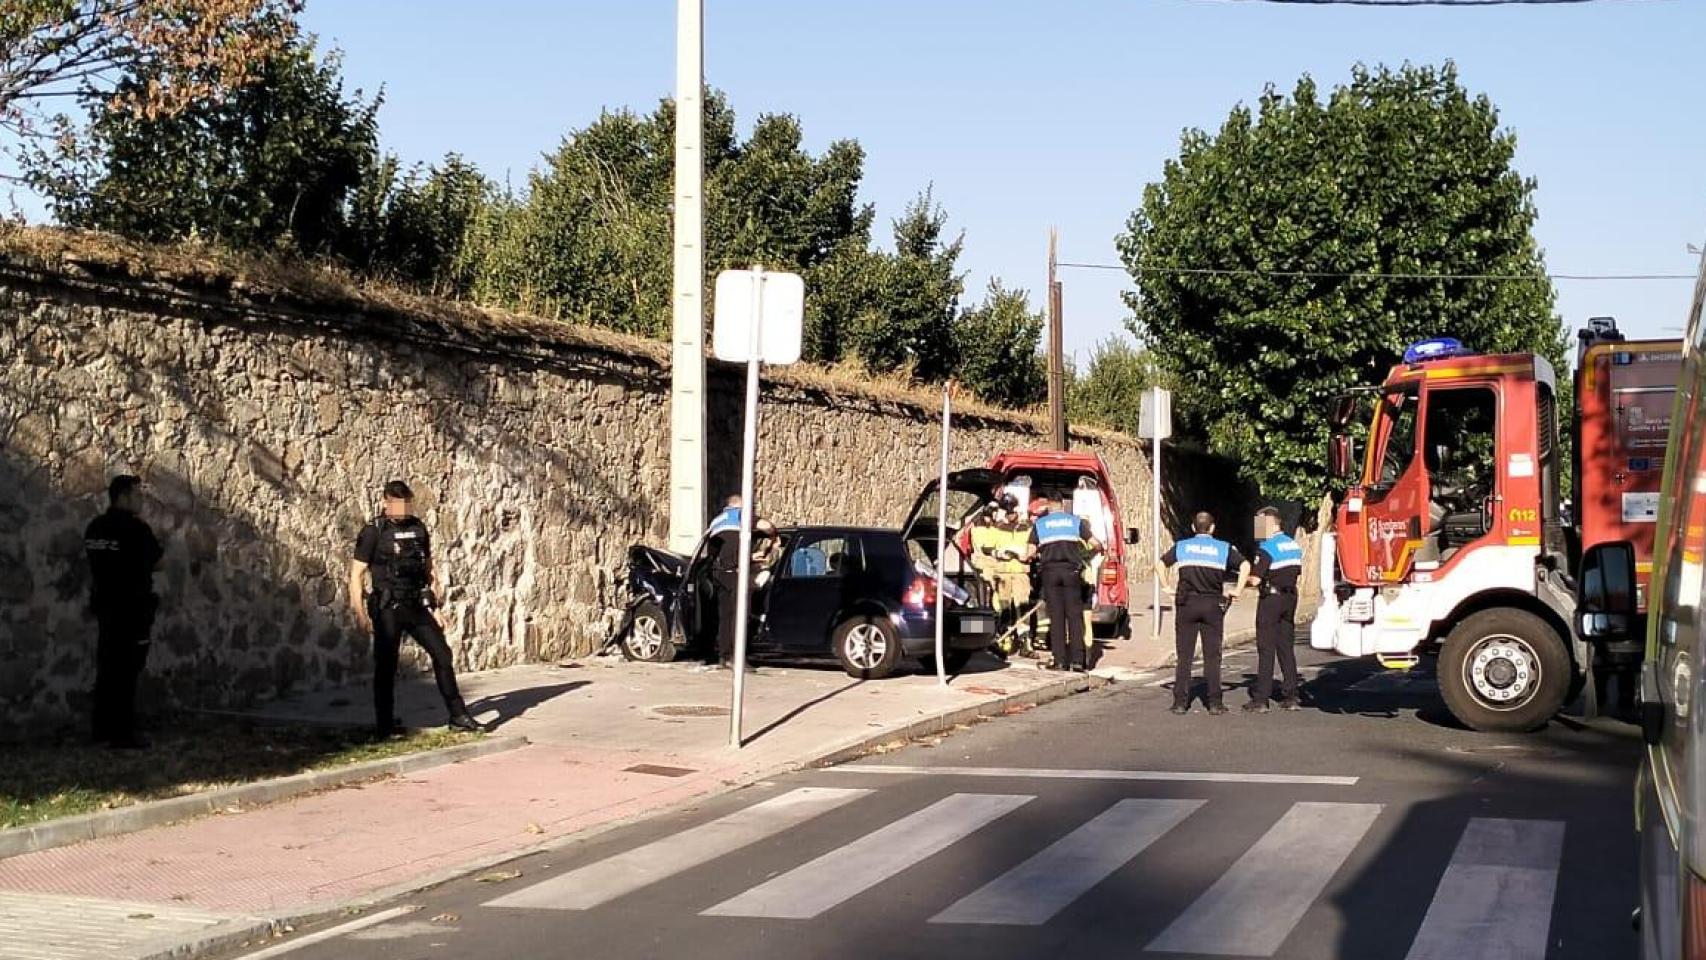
[958, 616, 995, 635]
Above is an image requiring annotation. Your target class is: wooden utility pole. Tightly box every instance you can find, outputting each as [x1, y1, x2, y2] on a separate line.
[1047, 228, 1067, 450]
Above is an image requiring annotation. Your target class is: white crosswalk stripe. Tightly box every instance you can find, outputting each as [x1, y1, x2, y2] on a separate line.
[1403, 818, 1565, 960]
[481, 784, 1574, 960]
[1145, 801, 1384, 957]
[930, 798, 1204, 926]
[701, 793, 1033, 920]
[484, 787, 871, 911]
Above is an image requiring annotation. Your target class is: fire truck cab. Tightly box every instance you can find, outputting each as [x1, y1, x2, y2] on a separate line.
[1313, 329, 1680, 732]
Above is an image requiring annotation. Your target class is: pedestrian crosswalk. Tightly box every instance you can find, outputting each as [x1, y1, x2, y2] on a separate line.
[483, 781, 1566, 959]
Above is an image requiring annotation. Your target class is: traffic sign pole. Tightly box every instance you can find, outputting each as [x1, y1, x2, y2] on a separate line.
[730, 267, 764, 748]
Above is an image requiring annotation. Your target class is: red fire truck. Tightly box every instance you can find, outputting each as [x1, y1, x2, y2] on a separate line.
[1312, 321, 1680, 731]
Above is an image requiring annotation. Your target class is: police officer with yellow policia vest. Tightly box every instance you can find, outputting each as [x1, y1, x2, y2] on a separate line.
[1158, 511, 1248, 715]
[1245, 506, 1305, 713]
[349, 481, 482, 737]
[1025, 495, 1102, 672]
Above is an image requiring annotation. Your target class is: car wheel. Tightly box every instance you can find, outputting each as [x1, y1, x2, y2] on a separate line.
[622, 601, 677, 663]
[834, 616, 902, 680]
[1439, 608, 1571, 732]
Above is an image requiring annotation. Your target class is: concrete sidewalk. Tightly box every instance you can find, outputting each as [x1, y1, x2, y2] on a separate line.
[0, 655, 1106, 960]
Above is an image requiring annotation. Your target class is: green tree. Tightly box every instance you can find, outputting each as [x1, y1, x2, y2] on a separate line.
[954, 280, 1045, 408]
[0, 0, 301, 165]
[844, 190, 964, 381]
[1067, 337, 1161, 435]
[1117, 63, 1564, 500]
[34, 37, 380, 256]
[350, 153, 493, 294]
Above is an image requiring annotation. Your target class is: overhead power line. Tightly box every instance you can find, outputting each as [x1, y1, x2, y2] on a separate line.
[1057, 262, 1697, 282]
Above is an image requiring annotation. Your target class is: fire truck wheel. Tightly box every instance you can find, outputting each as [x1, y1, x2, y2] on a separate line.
[1440, 608, 1571, 733]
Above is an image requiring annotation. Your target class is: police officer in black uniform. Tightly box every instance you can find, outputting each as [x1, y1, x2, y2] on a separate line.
[84, 475, 163, 749]
[705, 497, 776, 671]
[1025, 495, 1103, 672]
[1158, 511, 1248, 715]
[1245, 506, 1305, 713]
[349, 481, 480, 737]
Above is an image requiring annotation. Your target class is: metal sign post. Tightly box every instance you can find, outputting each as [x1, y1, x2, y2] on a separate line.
[934, 382, 955, 687]
[713, 267, 804, 748]
[1139, 387, 1172, 638]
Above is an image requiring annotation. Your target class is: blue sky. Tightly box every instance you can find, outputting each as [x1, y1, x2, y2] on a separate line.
[195, 2, 1706, 359]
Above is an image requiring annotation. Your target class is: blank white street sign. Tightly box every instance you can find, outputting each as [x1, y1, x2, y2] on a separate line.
[713, 269, 804, 364]
[1139, 386, 1172, 440]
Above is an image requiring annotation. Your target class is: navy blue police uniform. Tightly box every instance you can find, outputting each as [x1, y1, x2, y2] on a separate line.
[353, 515, 473, 734]
[84, 506, 163, 745]
[1250, 532, 1305, 707]
[1029, 509, 1096, 671]
[1162, 534, 1245, 709]
[705, 506, 746, 666]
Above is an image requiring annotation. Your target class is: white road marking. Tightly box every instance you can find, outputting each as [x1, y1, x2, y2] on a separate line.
[486, 787, 870, 911]
[702, 793, 1033, 920]
[931, 798, 1204, 926]
[233, 907, 414, 959]
[830, 765, 1358, 786]
[1403, 818, 1565, 960]
[1146, 801, 1384, 956]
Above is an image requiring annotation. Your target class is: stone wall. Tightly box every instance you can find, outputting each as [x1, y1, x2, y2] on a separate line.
[0, 256, 1165, 736]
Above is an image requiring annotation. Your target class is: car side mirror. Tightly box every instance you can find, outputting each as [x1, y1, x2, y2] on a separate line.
[1576, 541, 1637, 641]
[1328, 434, 1355, 479]
[1125, 527, 1141, 545]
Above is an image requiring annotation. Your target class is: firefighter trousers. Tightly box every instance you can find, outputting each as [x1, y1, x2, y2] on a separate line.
[1174, 594, 1227, 707]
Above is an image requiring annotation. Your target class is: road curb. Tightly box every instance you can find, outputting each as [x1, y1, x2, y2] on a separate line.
[0, 735, 526, 861]
[154, 670, 1109, 959]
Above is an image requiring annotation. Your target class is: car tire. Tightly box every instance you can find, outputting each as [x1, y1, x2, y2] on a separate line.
[1439, 608, 1571, 733]
[622, 601, 677, 663]
[834, 615, 902, 680]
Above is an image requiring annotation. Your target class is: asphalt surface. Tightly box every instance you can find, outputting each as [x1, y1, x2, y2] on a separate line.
[216, 646, 1643, 960]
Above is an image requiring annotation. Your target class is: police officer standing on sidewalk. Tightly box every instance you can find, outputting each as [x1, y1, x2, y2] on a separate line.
[1245, 506, 1305, 713]
[84, 475, 163, 749]
[1025, 495, 1102, 672]
[349, 481, 481, 737]
[1158, 511, 1248, 715]
[707, 495, 777, 671]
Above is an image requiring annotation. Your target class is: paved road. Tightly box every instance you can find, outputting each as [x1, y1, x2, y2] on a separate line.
[216, 647, 1642, 960]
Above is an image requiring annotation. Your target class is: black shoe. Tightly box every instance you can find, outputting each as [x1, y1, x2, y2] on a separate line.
[1169, 704, 1190, 715]
[1069, 663, 1088, 673]
[1207, 704, 1228, 716]
[1243, 701, 1271, 714]
[1280, 699, 1303, 712]
[448, 713, 485, 733]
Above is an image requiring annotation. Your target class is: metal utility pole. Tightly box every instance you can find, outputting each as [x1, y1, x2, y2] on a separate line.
[668, 0, 707, 554]
[1047, 228, 1067, 450]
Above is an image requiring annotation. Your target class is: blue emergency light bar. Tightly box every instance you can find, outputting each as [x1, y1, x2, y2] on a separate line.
[1403, 337, 1470, 365]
